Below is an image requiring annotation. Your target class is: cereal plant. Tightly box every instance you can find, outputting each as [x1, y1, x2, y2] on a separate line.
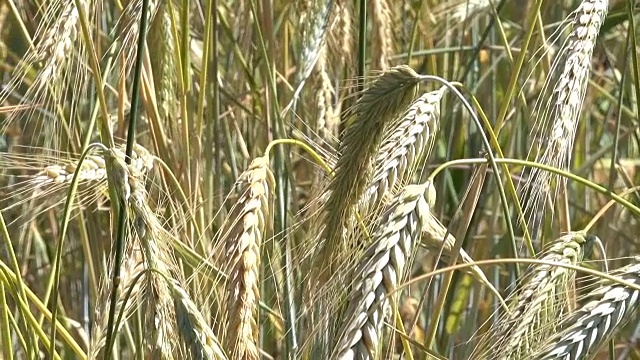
[1, 0, 640, 359]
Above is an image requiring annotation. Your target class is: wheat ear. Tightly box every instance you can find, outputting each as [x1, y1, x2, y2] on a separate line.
[421, 211, 508, 311]
[285, 0, 334, 111]
[360, 87, 445, 217]
[525, 0, 608, 223]
[531, 258, 640, 360]
[331, 181, 433, 360]
[318, 65, 421, 279]
[483, 232, 591, 359]
[221, 156, 275, 360]
[314, 46, 339, 144]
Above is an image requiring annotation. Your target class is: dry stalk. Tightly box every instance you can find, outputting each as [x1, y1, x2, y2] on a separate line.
[331, 182, 433, 360]
[318, 65, 421, 280]
[481, 232, 591, 359]
[531, 258, 640, 360]
[421, 211, 508, 311]
[370, 0, 394, 70]
[220, 156, 275, 360]
[360, 87, 445, 218]
[525, 0, 608, 223]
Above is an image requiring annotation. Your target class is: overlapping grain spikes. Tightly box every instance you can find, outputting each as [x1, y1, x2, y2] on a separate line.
[421, 211, 508, 311]
[317, 65, 421, 280]
[331, 181, 434, 360]
[220, 156, 275, 360]
[478, 232, 591, 359]
[524, 0, 608, 226]
[0, 144, 154, 224]
[104, 147, 178, 357]
[531, 258, 640, 360]
[360, 87, 445, 217]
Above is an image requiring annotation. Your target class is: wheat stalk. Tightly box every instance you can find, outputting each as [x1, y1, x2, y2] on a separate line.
[525, 0, 608, 223]
[481, 232, 591, 359]
[360, 87, 445, 217]
[220, 155, 275, 360]
[531, 258, 640, 360]
[318, 65, 421, 279]
[331, 181, 433, 360]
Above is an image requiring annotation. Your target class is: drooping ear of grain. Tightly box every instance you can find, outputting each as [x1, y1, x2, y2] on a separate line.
[477, 232, 591, 359]
[171, 279, 228, 360]
[531, 258, 640, 360]
[104, 146, 179, 357]
[524, 0, 608, 228]
[317, 65, 421, 281]
[220, 156, 275, 360]
[331, 182, 433, 359]
[360, 87, 445, 218]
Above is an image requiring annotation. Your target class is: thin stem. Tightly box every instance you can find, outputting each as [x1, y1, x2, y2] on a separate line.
[104, 0, 150, 356]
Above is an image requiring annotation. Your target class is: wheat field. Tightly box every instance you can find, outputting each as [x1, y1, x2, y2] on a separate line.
[1, 0, 640, 359]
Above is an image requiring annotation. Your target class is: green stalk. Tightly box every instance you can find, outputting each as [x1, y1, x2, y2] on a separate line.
[0, 280, 12, 360]
[104, 0, 150, 356]
[47, 143, 106, 357]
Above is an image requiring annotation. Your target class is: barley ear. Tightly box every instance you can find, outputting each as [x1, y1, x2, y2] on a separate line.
[331, 181, 433, 359]
[525, 0, 608, 229]
[360, 87, 445, 217]
[480, 232, 591, 359]
[318, 65, 421, 280]
[221, 156, 275, 360]
[532, 258, 640, 360]
[171, 279, 227, 360]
